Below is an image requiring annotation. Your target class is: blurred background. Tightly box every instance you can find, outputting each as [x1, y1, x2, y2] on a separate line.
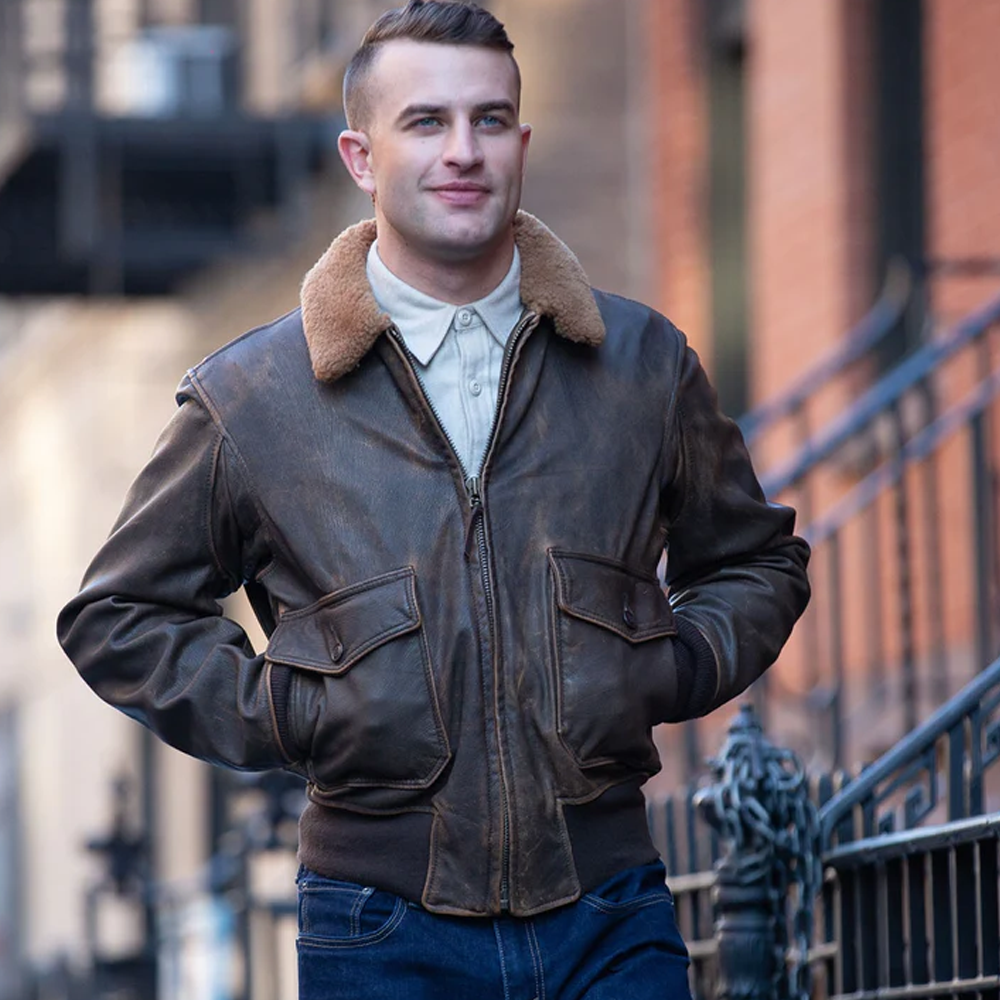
[0, 0, 998, 997]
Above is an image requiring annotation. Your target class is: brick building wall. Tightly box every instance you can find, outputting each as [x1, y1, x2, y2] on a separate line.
[925, 0, 1000, 322]
[645, 0, 712, 364]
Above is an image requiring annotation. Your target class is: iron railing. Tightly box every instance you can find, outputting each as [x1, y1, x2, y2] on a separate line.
[646, 653, 1000, 1000]
[758, 288, 1000, 770]
[822, 815, 1000, 1000]
[817, 653, 1000, 1000]
[738, 261, 914, 453]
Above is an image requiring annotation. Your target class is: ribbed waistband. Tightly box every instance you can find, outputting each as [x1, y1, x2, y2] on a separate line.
[297, 778, 658, 914]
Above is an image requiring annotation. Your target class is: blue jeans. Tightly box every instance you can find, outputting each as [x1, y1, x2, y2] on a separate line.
[296, 860, 691, 999]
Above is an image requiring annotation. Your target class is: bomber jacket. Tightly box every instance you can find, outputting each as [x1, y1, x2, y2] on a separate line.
[57, 211, 810, 918]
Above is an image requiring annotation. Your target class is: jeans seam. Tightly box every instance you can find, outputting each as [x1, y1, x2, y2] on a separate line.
[526, 920, 546, 1000]
[349, 886, 373, 937]
[580, 893, 673, 914]
[493, 921, 511, 1000]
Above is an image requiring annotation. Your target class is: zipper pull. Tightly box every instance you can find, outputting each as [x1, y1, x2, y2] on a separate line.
[464, 477, 483, 561]
[467, 476, 482, 508]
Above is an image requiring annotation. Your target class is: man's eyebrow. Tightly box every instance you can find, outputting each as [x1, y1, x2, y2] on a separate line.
[471, 100, 517, 116]
[396, 103, 448, 123]
[395, 100, 517, 124]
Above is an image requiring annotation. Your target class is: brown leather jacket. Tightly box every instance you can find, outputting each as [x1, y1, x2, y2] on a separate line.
[58, 212, 810, 917]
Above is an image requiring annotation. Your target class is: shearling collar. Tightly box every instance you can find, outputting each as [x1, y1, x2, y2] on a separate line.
[300, 210, 606, 382]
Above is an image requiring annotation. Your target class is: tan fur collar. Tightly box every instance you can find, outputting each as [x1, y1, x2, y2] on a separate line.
[300, 210, 605, 382]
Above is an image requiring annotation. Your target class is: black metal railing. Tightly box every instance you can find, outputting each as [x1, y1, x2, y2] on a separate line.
[738, 261, 914, 453]
[646, 653, 1000, 1000]
[823, 815, 1000, 1000]
[759, 288, 1000, 770]
[814, 653, 1000, 1000]
[819, 654, 1000, 846]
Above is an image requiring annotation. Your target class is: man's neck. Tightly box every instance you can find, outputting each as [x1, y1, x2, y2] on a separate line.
[373, 228, 516, 306]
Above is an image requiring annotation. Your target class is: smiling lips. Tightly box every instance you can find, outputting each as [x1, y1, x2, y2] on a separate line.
[432, 182, 491, 206]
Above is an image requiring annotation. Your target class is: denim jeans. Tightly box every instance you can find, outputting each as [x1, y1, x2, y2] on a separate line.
[296, 859, 691, 999]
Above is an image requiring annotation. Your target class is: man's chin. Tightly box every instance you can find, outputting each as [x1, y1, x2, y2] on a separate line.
[423, 219, 515, 263]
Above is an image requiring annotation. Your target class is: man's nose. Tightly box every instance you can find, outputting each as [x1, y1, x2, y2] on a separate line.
[443, 122, 484, 169]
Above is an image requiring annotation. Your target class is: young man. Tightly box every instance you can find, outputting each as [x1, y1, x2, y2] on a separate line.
[59, 2, 810, 996]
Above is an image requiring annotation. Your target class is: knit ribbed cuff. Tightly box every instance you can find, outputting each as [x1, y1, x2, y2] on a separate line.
[671, 617, 718, 720]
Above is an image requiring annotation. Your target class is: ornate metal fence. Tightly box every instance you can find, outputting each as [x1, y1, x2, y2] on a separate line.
[649, 652, 1000, 1000]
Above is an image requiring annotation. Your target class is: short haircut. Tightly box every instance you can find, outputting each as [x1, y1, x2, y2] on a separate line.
[343, 1, 519, 131]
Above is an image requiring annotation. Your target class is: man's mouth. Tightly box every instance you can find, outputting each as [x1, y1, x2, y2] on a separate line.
[431, 183, 491, 206]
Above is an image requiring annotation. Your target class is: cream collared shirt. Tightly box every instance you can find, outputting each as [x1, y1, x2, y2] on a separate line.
[366, 241, 524, 477]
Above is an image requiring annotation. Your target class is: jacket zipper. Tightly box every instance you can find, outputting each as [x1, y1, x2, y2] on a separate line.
[389, 311, 537, 914]
[464, 310, 536, 913]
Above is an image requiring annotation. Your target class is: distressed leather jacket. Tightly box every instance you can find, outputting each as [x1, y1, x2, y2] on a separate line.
[58, 212, 810, 917]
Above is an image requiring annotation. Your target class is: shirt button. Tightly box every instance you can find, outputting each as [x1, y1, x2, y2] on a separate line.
[469, 380, 482, 396]
[458, 309, 473, 327]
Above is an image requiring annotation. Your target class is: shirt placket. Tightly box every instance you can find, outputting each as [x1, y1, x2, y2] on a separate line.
[455, 308, 496, 474]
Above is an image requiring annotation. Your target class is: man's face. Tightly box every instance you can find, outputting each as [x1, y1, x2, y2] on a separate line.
[344, 40, 530, 267]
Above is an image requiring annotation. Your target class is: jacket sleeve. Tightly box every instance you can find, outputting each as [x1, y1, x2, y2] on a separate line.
[662, 340, 811, 719]
[56, 380, 288, 771]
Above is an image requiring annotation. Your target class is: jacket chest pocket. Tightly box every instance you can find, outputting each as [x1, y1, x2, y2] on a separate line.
[266, 567, 450, 793]
[548, 549, 678, 772]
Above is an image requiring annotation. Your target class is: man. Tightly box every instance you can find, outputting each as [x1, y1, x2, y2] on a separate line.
[58, 2, 810, 997]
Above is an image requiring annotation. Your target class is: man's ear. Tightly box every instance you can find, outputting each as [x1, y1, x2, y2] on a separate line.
[337, 130, 376, 196]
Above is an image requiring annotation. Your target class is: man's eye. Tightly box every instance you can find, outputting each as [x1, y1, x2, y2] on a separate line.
[477, 115, 504, 128]
[414, 117, 441, 128]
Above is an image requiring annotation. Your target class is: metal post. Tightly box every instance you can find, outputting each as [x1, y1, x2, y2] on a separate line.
[890, 403, 918, 734]
[971, 412, 995, 669]
[827, 532, 844, 770]
[695, 705, 820, 1000]
[683, 719, 701, 785]
[863, 499, 886, 705]
[919, 380, 948, 703]
[713, 862, 776, 1000]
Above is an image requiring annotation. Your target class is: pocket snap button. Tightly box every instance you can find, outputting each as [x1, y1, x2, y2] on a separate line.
[622, 598, 637, 630]
[331, 641, 344, 662]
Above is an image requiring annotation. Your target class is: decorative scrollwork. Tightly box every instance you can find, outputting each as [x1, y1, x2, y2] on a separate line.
[820, 656, 1000, 850]
[877, 811, 895, 835]
[904, 781, 935, 828]
[868, 748, 939, 835]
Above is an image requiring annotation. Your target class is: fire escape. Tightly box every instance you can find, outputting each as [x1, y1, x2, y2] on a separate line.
[0, 0, 335, 295]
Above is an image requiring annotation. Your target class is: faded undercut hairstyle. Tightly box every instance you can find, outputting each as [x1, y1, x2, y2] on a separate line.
[343, 0, 519, 131]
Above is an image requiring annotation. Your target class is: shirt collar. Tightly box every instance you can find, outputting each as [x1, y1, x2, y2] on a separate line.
[366, 241, 523, 366]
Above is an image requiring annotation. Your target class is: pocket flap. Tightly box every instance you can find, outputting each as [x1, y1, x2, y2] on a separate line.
[266, 567, 421, 675]
[548, 550, 676, 643]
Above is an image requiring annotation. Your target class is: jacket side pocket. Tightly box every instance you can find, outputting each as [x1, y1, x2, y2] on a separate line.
[266, 567, 450, 793]
[548, 549, 678, 772]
